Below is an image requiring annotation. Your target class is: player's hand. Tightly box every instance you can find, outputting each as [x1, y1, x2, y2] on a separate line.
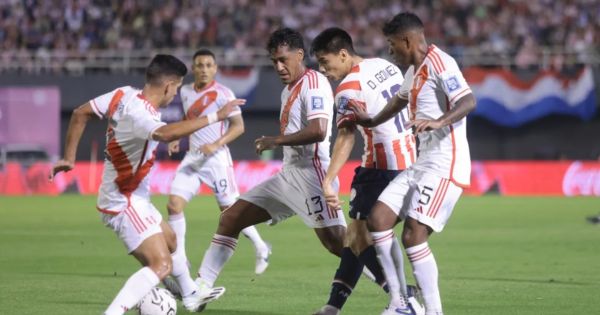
[49, 159, 74, 181]
[167, 140, 180, 156]
[347, 99, 372, 127]
[322, 181, 343, 210]
[254, 136, 278, 155]
[217, 99, 246, 121]
[200, 142, 220, 155]
[407, 119, 444, 133]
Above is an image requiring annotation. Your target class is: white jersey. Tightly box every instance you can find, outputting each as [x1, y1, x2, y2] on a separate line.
[279, 69, 334, 168]
[405, 45, 472, 187]
[335, 58, 416, 170]
[89, 86, 166, 213]
[179, 81, 241, 166]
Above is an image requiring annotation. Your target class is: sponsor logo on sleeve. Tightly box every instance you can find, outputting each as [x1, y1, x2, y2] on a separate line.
[445, 76, 461, 92]
[312, 96, 324, 110]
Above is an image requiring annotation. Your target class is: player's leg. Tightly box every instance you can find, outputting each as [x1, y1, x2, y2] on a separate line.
[402, 174, 462, 315]
[211, 165, 271, 274]
[197, 199, 272, 287]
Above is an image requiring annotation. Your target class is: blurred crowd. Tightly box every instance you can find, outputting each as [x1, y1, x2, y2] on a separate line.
[1, 0, 599, 70]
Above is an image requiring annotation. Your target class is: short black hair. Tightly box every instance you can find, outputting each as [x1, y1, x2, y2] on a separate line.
[266, 28, 305, 55]
[145, 54, 187, 85]
[310, 27, 356, 56]
[382, 12, 424, 36]
[192, 49, 216, 62]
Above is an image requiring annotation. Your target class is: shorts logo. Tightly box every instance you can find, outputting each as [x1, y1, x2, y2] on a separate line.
[445, 76, 461, 92]
[312, 96, 324, 110]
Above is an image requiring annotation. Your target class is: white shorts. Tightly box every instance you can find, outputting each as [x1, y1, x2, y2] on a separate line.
[170, 152, 239, 207]
[240, 165, 347, 229]
[101, 195, 163, 253]
[377, 168, 462, 232]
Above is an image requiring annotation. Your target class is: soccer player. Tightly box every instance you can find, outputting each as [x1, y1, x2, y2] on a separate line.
[166, 49, 271, 276]
[193, 28, 347, 300]
[309, 28, 419, 315]
[350, 13, 477, 315]
[50, 54, 245, 315]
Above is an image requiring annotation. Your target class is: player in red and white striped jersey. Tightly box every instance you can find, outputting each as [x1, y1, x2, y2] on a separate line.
[165, 49, 270, 278]
[50, 55, 244, 315]
[310, 27, 419, 315]
[351, 13, 477, 315]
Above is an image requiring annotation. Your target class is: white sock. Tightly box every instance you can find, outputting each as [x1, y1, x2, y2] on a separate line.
[371, 230, 404, 306]
[406, 242, 442, 313]
[241, 225, 267, 252]
[171, 245, 197, 297]
[391, 236, 408, 296]
[104, 267, 159, 315]
[168, 213, 187, 259]
[197, 234, 238, 287]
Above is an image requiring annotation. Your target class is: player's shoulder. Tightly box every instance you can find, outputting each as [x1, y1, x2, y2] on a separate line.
[427, 45, 459, 74]
[213, 81, 235, 98]
[179, 82, 195, 95]
[304, 69, 331, 91]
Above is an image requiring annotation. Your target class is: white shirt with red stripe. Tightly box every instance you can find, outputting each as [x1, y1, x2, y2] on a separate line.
[90, 86, 166, 213]
[335, 58, 416, 170]
[179, 81, 241, 166]
[279, 69, 334, 168]
[406, 45, 472, 187]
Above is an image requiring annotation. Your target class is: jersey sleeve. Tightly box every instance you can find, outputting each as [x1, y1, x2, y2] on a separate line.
[130, 107, 167, 140]
[221, 87, 241, 118]
[397, 65, 414, 100]
[89, 88, 124, 119]
[437, 58, 472, 107]
[335, 89, 361, 128]
[303, 75, 333, 121]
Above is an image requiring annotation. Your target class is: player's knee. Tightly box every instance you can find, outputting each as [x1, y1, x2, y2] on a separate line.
[216, 210, 242, 237]
[166, 200, 184, 216]
[149, 255, 173, 280]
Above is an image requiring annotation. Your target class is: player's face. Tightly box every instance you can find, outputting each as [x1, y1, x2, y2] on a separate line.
[270, 45, 304, 84]
[387, 34, 411, 66]
[192, 55, 217, 86]
[160, 77, 183, 107]
[315, 51, 348, 81]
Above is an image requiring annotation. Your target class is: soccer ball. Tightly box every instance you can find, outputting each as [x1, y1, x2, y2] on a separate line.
[138, 287, 177, 315]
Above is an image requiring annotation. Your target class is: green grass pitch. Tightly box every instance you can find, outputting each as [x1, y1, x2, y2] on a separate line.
[1, 195, 599, 314]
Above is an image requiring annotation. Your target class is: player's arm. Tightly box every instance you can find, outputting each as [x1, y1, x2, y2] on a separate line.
[50, 102, 96, 179]
[254, 118, 327, 154]
[322, 125, 355, 209]
[200, 113, 244, 155]
[153, 99, 246, 142]
[410, 93, 476, 133]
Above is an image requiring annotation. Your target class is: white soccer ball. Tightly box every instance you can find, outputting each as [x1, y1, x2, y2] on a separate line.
[138, 287, 177, 315]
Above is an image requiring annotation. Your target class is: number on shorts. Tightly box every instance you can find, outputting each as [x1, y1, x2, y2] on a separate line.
[213, 179, 228, 193]
[305, 196, 324, 215]
[418, 186, 434, 205]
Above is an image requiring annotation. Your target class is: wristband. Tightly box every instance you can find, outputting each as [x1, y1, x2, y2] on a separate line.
[207, 112, 218, 124]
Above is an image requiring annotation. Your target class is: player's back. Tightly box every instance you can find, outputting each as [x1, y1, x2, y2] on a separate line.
[90, 86, 166, 213]
[279, 69, 334, 167]
[179, 81, 240, 165]
[409, 45, 472, 187]
[335, 58, 416, 170]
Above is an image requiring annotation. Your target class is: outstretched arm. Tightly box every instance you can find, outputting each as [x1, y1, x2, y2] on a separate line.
[408, 93, 476, 133]
[350, 94, 409, 128]
[50, 102, 96, 179]
[152, 99, 245, 142]
[200, 114, 245, 155]
[322, 126, 355, 209]
[254, 118, 327, 155]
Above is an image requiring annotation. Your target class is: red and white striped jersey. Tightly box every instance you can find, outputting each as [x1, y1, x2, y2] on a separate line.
[335, 58, 416, 170]
[407, 45, 472, 187]
[90, 86, 166, 213]
[280, 69, 334, 167]
[179, 81, 241, 166]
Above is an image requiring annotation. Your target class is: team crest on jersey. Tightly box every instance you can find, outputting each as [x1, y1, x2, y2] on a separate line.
[444, 76, 461, 92]
[312, 96, 324, 110]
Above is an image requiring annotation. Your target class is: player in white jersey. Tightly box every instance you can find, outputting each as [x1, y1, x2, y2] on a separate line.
[50, 55, 245, 315]
[165, 49, 270, 279]
[193, 28, 347, 305]
[351, 13, 477, 315]
[310, 28, 421, 315]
